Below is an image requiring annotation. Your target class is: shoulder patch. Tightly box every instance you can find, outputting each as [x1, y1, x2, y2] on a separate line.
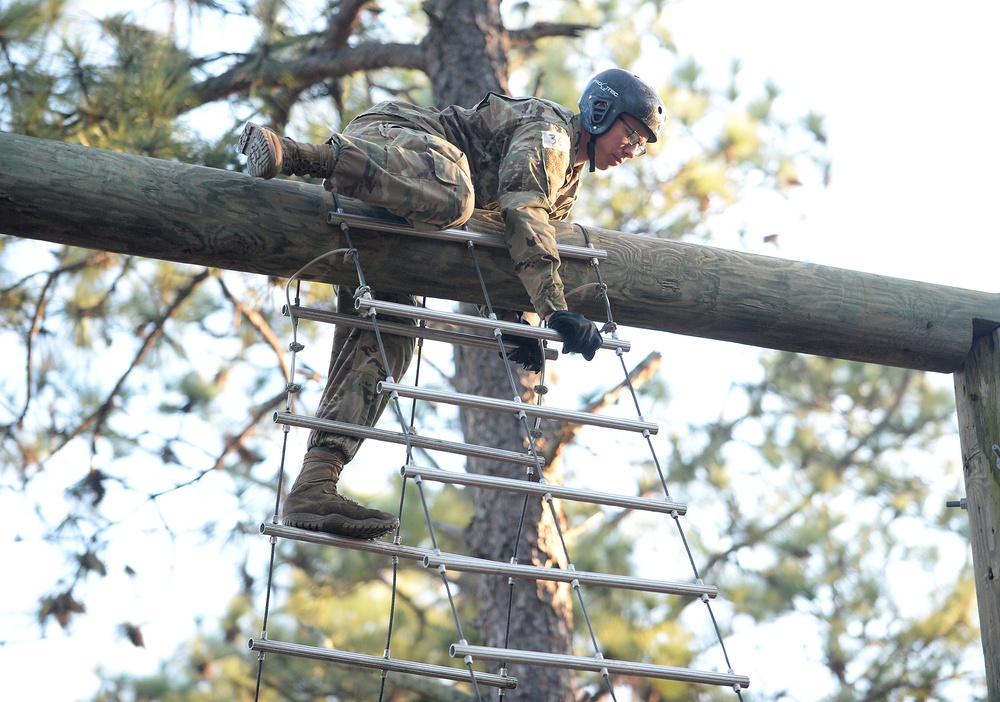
[541, 130, 571, 152]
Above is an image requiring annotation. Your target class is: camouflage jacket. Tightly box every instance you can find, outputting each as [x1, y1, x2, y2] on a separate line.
[357, 94, 586, 315]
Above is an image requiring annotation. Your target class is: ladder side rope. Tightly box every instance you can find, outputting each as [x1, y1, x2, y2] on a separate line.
[378, 302, 428, 695]
[461, 239, 545, 698]
[253, 251, 360, 702]
[463, 239, 623, 702]
[333, 199, 487, 702]
[329, 210, 411, 702]
[351, 299, 488, 701]
[450, 238, 541, 700]
[254, 209, 492, 700]
[575, 222, 747, 699]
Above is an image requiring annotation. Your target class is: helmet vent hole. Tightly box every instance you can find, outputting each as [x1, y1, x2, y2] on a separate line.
[592, 100, 610, 124]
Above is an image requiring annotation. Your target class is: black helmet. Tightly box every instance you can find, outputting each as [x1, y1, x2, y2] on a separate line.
[578, 68, 665, 143]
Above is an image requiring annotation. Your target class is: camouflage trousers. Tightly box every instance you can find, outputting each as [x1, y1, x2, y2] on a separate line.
[306, 116, 479, 460]
[308, 286, 416, 461]
[323, 114, 475, 230]
[325, 111, 565, 316]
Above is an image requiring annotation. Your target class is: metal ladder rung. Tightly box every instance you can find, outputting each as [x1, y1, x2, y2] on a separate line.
[450, 643, 749, 689]
[401, 463, 686, 515]
[262, 522, 431, 560]
[273, 412, 545, 467]
[424, 551, 715, 598]
[380, 381, 658, 435]
[248, 637, 517, 689]
[327, 210, 606, 262]
[282, 304, 558, 360]
[261, 524, 712, 598]
[356, 297, 631, 352]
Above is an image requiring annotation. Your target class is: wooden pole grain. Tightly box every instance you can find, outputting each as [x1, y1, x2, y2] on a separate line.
[954, 331, 1000, 700]
[1, 131, 997, 373]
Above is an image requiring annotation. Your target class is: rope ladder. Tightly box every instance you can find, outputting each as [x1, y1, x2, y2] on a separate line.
[249, 206, 750, 700]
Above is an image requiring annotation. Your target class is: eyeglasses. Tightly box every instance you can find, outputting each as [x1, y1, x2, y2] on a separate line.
[619, 117, 647, 157]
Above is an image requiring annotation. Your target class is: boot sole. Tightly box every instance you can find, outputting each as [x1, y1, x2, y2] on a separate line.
[283, 511, 398, 540]
[238, 122, 281, 179]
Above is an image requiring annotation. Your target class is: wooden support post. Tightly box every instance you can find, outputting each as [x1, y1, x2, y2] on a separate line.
[954, 328, 1000, 697]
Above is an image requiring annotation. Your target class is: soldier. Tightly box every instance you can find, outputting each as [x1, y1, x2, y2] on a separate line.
[239, 68, 665, 539]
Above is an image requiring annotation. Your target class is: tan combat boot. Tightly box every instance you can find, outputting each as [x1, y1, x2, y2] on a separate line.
[238, 122, 339, 180]
[282, 447, 398, 539]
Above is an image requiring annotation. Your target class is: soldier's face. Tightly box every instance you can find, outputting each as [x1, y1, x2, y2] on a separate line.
[592, 117, 648, 170]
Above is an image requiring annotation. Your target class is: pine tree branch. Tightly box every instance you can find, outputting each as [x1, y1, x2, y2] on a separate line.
[319, 0, 372, 53]
[190, 18, 594, 108]
[547, 351, 662, 461]
[509, 22, 594, 48]
[832, 369, 915, 474]
[16, 250, 115, 429]
[215, 275, 289, 381]
[51, 268, 212, 460]
[192, 42, 424, 105]
[700, 493, 814, 575]
[209, 387, 286, 472]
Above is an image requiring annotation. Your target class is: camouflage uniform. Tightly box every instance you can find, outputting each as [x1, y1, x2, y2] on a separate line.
[311, 94, 585, 459]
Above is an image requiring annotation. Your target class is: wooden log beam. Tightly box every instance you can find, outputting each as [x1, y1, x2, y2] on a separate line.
[1, 131, 997, 373]
[953, 330, 1000, 698]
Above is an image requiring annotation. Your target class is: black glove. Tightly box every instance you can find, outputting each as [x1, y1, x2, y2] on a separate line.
[548, 310, 602, 361]
[501, 319, 544, 372]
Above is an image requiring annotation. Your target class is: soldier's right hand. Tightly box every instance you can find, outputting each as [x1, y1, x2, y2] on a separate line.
[548, 310, 602, 361]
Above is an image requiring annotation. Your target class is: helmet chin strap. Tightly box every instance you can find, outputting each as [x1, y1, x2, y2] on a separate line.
[587, 137, 596, 173]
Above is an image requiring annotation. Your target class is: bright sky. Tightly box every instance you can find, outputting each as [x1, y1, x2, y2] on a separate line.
[1, 1, 998, 700]
[669, 0, 1000, 290]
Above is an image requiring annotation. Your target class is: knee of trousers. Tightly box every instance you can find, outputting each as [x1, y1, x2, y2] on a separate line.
[440, 171, 475, 229]
[411, 157, 475, 231]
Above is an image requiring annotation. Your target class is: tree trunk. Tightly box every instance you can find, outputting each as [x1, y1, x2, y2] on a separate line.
[455, 337, 576, 701]
[424, 2, 575, 698]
